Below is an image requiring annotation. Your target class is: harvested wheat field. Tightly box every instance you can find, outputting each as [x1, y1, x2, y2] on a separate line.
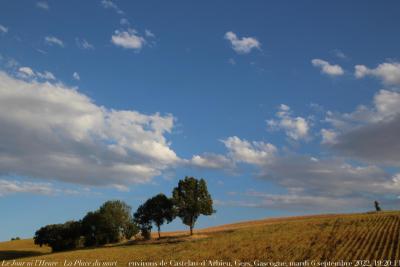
[2, 211, 400, 266]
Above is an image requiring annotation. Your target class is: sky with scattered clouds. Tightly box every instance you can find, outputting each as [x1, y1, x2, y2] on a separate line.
[1, 1, 400, 241]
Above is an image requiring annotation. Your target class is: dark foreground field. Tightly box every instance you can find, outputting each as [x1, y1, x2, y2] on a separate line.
[1, 211, 400, 265]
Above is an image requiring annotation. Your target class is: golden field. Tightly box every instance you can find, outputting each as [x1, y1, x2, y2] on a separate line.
[1, 211, 400, 266]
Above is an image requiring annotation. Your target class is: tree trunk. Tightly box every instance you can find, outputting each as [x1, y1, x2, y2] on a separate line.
[190, 225, 193, 235]
[158, 225, 161, 239]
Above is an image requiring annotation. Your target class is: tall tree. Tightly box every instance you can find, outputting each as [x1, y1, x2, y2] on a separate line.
[172, 176, 214, 235]
[146, 194, 175, 238]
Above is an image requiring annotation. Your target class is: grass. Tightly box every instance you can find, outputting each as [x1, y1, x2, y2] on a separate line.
[1, 211, 400, 265]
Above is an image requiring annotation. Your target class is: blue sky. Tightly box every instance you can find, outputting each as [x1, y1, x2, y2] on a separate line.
[1, 1, 400, 241]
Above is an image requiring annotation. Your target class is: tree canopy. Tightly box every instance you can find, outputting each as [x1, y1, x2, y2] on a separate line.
[172, 176, 214, 235]
[135, 194, 175, 239]
[133, 202, 153, 240]
[34, 221, 82, 252]
[82, 200, 138, 246]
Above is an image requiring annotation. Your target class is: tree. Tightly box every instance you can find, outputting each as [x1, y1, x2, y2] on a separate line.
[146, 194, 175, 238]
[81, 211, 107, 246]
[375, 200, 382, 212]
[34, 221, 82, 252]
[133, 203, 153, 240]
[81, 200, 138, 246]
[172, 176, 215, 235]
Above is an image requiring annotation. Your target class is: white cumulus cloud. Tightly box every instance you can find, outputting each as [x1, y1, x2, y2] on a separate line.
[224, 31, 261, 54]
[190, 153, 234, 170]
[311, 59, 344, 76]
[355, 62, 400, 86]
[267, 104, 310, 141]
[222, 136, 277, 166]
[18, 67, 55, 81]
[111, 29, 146, 50]
[0, 71, 179, 187]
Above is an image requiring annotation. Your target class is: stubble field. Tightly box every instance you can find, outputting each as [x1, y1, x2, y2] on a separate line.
[1, 211, 400, 266]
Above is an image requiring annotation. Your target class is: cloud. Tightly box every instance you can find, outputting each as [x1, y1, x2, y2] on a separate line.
[145, 29, 155, 38]
[73, 72, 80, 81]
[101, 0, 124, 15]
[311, 59, 344, 76]
[18, 67, 35, 77]
[224, 31, 261, 54]
[218, 192, 367, 212]
[355, 62, 400, 86]
[320, 128, 338, 144]
[75, 38, 94, 50]
[111, 29, 145, 50]
[187, 136, 275, 170]
[0, 179, 55, 196]
[190, 153, 234, 170]
[324, 89, 400, 166]
[0, 179, 93, 197]
[37, 71, 56, 80]
[36, 1, 49, 10]
[223, 154, 400, 211]
[213, 143, 400, 211]
[332, 114, 400, 166]
[261, 156, 394, 197]
[0, 71, 179, 187]
[267, 104, 310, 141]
[0, 24, 8, 34]
[193, 132, 400, 211]
[222, 136, 277, 166]
[332, 49, 347, 59]
[44, 36, 64, 47]
[18, 66, 55, 81]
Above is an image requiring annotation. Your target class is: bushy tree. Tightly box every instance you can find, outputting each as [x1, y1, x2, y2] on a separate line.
[172, 177, 214, 235]
[147, 194, 175, 238]
[34, 221, 82, 252]
[133, 203, 153, 240]
[82, 200, 138, 246]
[81, 211, 107, 246]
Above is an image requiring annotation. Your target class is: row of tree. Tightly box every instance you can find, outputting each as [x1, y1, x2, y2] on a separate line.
[134, 177, 214, 238]
[34, 176, 214, 252]
[34, 200, 137, 251]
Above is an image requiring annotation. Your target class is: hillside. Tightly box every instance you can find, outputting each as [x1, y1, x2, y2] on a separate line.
[1, 211, 400, 266]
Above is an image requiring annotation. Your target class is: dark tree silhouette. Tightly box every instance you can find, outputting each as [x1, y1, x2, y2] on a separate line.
[133, 203, 153, 240]
[172, 176, 214, 235]
[146, 194, 175, 238]
[82, 200, 138, 246]
[374, 200, 382, 212]
[34, 221, 82, 252]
